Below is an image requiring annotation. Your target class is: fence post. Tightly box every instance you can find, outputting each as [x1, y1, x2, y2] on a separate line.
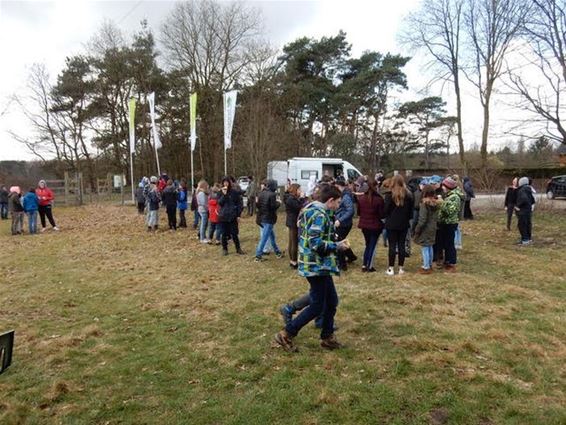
[64, 172, 69, 205]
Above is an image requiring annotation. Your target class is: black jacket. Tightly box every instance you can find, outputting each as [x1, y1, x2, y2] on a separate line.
[515, 185, 535, 215]
[383, 190, 414, 231]
[218, 188, 243, 222]
[0, 188, 8, 203]
[284, 192, 303, 228]
[504, 186, 517, 207]
[161, 186, 178, 208]
[256, 180, 280, 225]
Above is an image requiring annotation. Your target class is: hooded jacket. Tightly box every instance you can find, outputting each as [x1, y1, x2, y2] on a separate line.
[414, 196, 441, 246]
[438, 188, 464, 224]
[298, 201, 339, 277]
[463, 177, 475, 201]
[161, 185, 178, 208]
[177, 188, 188, 211]
[256, 179, 280, 225]
[8, 192, 24, 213]
[36, 182, 54, 207]
[284, 192, 304, 228]
[22, 191, 39, 212]
[335, 187, 355, 228]
[515, 183, 535, 215]
[218, 187, 243, 222]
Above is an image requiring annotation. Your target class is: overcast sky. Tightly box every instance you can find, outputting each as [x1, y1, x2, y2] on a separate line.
[0, 0, 522, 161]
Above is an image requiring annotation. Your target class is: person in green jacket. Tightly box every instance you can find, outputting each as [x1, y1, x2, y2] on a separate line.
[414, 185, 442, 274]
[436, 177, 463, 272]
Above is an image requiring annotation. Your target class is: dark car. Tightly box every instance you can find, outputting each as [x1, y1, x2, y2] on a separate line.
[546, 175, 566, 199]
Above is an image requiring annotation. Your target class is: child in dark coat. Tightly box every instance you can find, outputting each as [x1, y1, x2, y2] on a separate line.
[413, 185, 441, 274]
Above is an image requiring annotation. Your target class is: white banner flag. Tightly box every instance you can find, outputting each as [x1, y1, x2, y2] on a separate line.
[223, 90, 237, 150]
[147, 92, 161, 149]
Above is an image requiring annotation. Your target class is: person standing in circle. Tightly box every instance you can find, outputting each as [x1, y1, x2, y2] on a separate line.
[36, 180, 59, 232]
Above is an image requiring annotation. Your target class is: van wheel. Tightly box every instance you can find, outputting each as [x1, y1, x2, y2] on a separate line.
[546, 190, 554, 200]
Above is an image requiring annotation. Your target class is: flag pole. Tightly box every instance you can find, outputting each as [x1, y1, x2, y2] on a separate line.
[190, 147, 194, 191]
[130, 151, 135, 203]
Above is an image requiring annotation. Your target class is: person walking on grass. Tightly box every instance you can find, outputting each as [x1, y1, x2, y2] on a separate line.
[197, 180, 210, 243]
[8, 186, 24, 235]
[284, 183, 305, 269]
[515, 177, 535, 245]
[135, 178, 148, 215]
[22, 188, 40, 235]
[334, 178, 357, 271]
[463, 176, 475, 220]
[255, 179, 283, 262]
[356, 178, 384, 272]
[36, 180, 59, 232]
[177, 181, 188, 228]
[146, 176, 160, 232]
[274, 184, 348, 352]
[436, 177, 463, 272]
[383, 175, 414, 276]
[218, 177, 245, 256]
[245, 176, 257, 216]
[0, 186, 9, 220]
[208, 184, 222, 245]
[161, 179, 178, 231]
[413, 185, 441, 274]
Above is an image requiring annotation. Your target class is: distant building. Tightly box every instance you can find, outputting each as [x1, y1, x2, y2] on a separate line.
[558, 144, 566, 167]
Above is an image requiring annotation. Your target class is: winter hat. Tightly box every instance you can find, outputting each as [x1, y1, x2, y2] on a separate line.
[518, 177, 529, 187]
[38, 179, 46, 187]
[442, 177, 457, 190]
[150, 176, 158, 184]
[9, 186, 21, 194]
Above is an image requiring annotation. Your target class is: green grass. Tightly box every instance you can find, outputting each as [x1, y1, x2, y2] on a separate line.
[1, 205, 565, 424]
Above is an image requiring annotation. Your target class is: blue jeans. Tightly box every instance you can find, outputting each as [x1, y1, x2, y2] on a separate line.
[421, 245, 433, 269]
[361, 229, 380, 268]
[208, 222, 222, 241]
[0, 202, 7, 219]
[193, 210, 200, 228]
[286, 275, 338, 340]
[454, 223, 462, 247]
[199, 211, 208, 240]
[27, 211, 38, 234]
[255, 223, 281, 257]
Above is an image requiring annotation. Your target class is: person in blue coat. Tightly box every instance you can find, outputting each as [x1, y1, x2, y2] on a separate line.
[177, 181, 188, 228]
[334, 178, 357, 270]
[22, 188, 40, 234]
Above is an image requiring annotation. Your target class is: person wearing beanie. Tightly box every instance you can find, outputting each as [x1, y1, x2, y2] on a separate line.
[436, 177, 464, 272]
[36, 180, 59, 232]
[515, 176, 535, 245]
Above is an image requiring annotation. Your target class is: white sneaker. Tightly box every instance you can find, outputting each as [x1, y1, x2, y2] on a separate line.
[200, 239, 209, 244]
[40, 227, 46, 233]
[398, 267, 405, 275]
[53, 226, 60, 231]
[385, 267, 394, 276]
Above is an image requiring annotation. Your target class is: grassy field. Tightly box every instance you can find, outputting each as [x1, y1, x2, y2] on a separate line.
[0, 203, 565, 424]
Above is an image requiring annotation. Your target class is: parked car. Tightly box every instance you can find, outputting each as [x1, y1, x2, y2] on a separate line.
[546, 175, 566, 199]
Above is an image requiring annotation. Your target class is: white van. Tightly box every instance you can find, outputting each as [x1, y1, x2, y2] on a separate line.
[267, 157, 363, 188]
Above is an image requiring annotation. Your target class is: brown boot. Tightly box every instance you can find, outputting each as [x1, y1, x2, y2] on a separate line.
[417, 267, 432, 274]
[274, 330, 298, 352]
[320, 334, 343, 350]
[444, 264, 457, 273]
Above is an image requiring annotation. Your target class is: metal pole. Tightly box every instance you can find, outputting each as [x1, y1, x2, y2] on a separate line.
[224, 147, 227, 176]
[130, 151, 135, 203]
[191, 148, 194, 191]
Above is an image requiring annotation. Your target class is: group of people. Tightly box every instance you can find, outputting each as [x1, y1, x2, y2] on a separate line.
[1, 181, 59, 235]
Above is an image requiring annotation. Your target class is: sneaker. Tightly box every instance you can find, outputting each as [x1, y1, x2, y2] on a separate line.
[417, 267, 432, 274]
[274, 330, 298, 352]
[347, 254, 358, 263]
[236, 249, 246, 255]
[398, 267, 405, 275]
[279, 304, 294, 326]
[367, 267, 377, 273]
[455, 245, 463, 250]
[222, 249, 228, 256]
[320, 334, 343, 350]
[40, 227, 47, 233]
[385, 267, 394, 276]
[53, 226, 60, 231]
[254, 256, 265, 262]
[361, 266, 367, 273]
[214, 240, 221, 246]
[200, 239, 209, 244]
[289, 262, 298, 269]
[275, 251, 284, 259]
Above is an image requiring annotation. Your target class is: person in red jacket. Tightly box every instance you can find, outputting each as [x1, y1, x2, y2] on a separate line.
[207, 184, 222, 245]
[356, 178, 384, 272]
[36, 180, 59, 232]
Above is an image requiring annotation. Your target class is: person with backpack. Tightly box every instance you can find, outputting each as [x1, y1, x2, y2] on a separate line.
[274, 184, 347, 352]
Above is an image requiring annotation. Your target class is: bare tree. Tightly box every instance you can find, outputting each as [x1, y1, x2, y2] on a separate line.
[464, 0, 531, 169]
[508, 0, 566, 145]
[401, 0, 468, 169]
